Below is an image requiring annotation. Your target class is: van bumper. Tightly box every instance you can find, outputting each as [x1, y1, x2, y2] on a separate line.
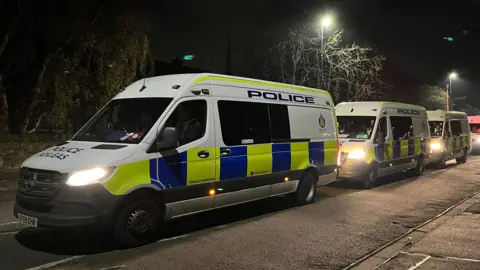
[13, 184, 121, 230]
[338, 159, 370, 181]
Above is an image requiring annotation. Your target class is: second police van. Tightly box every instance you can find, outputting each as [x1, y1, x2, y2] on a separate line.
[14, 73, 340, 246]
[428, 110, 470, 167]
[335, 102, 431, 188]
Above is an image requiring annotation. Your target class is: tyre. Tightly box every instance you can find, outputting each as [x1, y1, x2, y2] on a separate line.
[113, 193, 162, 247]
[408, 156, 424, 177]
[456, 148, 468, 164]
[437, 154, 446, 169]
[290, 171, 318, 205]
[363, 163, 378, 189]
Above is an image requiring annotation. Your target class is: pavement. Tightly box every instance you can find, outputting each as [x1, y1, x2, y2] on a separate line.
[0, 156, 480, 270]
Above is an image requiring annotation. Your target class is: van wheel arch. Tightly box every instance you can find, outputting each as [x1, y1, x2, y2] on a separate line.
[114, 188, 165, 218]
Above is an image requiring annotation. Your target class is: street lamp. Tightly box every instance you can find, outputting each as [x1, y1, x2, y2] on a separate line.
[317, 14, 334, 88]
[446, 72, 458, 111]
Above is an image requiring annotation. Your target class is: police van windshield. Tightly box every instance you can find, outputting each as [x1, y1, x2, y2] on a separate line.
[72, 98, 173, 144]
[429, 121, 444, 137]
[337, 116, 376, 139]
[470, 124, 480, 134]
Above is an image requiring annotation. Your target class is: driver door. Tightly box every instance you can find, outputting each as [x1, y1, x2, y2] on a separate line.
[152, 96, 217, 218]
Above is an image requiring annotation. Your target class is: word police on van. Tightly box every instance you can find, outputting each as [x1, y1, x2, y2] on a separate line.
[14, 73, 340, 246]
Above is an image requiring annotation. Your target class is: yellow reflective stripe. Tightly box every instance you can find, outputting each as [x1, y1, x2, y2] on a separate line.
[365, 147, 375, 164]
[247, 144, 272, 176]
[400, 139, 409, 157]
[186, 147, 216, 186]
[414, 138, 421, 155]
[291, 142, 309, 170]
[104, 160, 150, 195]
[323, 140, 338, 165]
[384, 141, 393, 161]
[194, 75, 331, 96]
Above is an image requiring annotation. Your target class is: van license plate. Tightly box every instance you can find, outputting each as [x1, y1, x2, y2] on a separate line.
[18, 214, 38, 227]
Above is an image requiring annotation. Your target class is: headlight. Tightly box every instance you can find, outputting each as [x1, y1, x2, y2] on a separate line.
[66, 167, 115, 186]
[430, 143, 442, 150]
[348, 150, 365, 159]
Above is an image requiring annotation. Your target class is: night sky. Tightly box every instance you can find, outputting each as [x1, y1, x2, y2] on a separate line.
[148, 0, 479, 102]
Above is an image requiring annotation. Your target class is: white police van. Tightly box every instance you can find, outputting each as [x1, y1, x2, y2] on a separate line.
[336, 102, 431, 188]
[427, 110, 470, 167]
[14, 73, 340, 246]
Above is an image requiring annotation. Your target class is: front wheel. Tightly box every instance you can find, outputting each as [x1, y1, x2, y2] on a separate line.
[290, 171, 318, 205]
[363, 163, 378, 189]
[113, 194, 162, 247]
[456, 148, 468, 164]
[408, 156, 424, 177]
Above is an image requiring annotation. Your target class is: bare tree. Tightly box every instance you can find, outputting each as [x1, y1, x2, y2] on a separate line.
[264, 26, 387, 103]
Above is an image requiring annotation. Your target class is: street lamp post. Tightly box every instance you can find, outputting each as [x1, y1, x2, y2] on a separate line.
[447, 72, 457, 111]
[317, 15, 333, 89]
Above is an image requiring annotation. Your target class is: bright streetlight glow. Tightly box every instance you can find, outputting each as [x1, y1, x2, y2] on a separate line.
[320, 15, 333, 28]
[449, 72, 457, 79]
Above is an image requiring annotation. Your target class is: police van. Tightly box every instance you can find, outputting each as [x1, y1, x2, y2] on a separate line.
[427, 110, 470, 167]
[14, 73, 340, 246]
[335, 102, 431, 188]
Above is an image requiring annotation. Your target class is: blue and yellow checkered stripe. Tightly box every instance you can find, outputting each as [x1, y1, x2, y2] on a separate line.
[103, 140, 338, 195]
[375, 138, 428, 162]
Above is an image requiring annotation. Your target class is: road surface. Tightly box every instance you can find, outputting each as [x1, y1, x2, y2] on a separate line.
[0, 156, 479, 270]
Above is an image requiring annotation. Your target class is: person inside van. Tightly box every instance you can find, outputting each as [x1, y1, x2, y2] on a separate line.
[178, 104, 206, 145]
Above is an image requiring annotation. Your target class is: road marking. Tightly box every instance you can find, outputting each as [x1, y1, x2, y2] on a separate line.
[0, 231, 18, 235]
[157, 234, 189, 242]
[0, 221, 18, 226]
[100, 265, 127, 270]
[24, 256, 85, 270]
[407, 255, 431, 270]
[446, 256, 480, 263]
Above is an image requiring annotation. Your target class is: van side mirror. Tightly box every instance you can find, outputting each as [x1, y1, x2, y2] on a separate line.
[156, 127, 178, 150]
[376, 131, 385, 144]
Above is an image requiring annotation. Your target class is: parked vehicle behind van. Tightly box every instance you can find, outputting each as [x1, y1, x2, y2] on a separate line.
[336, 102, 430, 188]
[468, 115, 480, 152]
[428, 110, 470, 167]
[14, 73, 340, 246]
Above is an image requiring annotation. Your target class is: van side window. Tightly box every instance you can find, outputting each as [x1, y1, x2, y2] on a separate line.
[390, 116, 414, 140]
[218, 101, 270, 146]
[450, 120, 462, 136]
[268, 104, 291, 142]
[161, 100, 207, 147]
[374, 117, 387, 142]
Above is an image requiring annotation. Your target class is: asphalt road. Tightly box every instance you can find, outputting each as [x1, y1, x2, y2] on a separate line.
[0, 156, 480, 270]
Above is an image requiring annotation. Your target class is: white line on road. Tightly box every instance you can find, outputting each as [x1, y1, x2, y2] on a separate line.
[24, 256, 85, 270]
[446, 256, 480, 263]
[407, 255, 431, 270]
[157, 234, 189, 242]
[100, 265, 127, 270]
[0, 231, 19, 235]
[0, 221, 18, 226]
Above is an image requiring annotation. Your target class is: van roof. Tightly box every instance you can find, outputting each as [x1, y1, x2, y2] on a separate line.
[427, 110, 467, 121]
[114, 73, 331, 100]
[335, 101, 426, 116]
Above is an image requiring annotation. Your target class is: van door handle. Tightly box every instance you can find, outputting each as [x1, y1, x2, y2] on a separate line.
[198, 150, 209, 158]
[220, 149, 231, 157]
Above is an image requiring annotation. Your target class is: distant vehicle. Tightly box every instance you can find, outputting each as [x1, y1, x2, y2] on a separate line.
[13, 73, 340, 246]
[427, 110, 470, 167]
[468, 115, 480, 151]
[335, 101, 431, 188]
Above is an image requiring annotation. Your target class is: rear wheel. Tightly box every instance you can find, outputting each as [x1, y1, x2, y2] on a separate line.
[290, 171, 317, 205]
[113, 193, 162, 247]
[456, 148, 468, 164]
